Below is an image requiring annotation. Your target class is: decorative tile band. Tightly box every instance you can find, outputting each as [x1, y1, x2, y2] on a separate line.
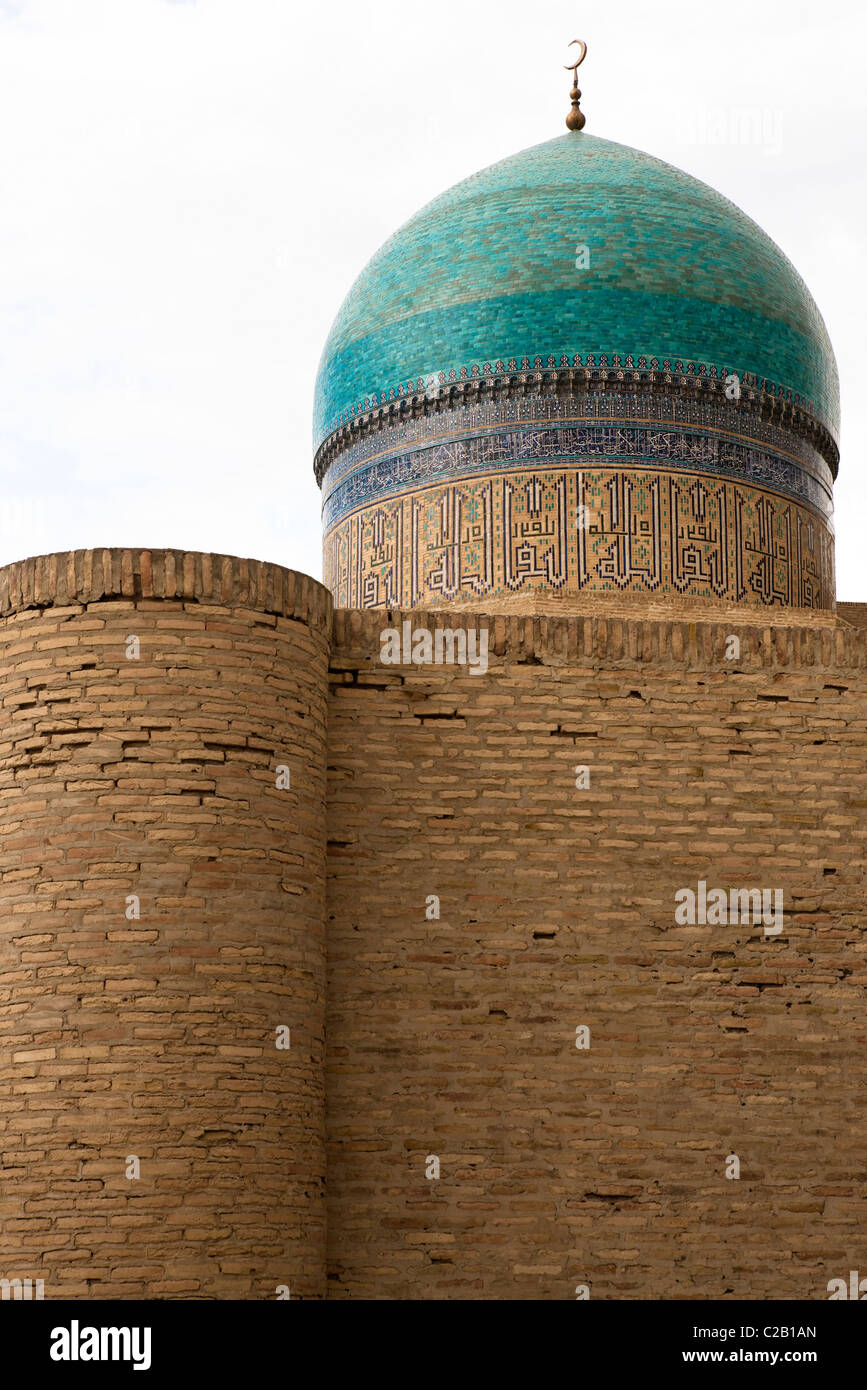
[314, 359, 840, 485]
[322, 388, 832, 491]
[321, 422, 831, 531]
[323, 466, 835, 612]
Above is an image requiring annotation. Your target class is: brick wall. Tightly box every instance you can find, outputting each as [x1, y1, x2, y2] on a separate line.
[838, 602, 867, 629]
[2, 551, 866, 1302]
[0, 551, 331, 1299]
[325, 608, 867, 1299]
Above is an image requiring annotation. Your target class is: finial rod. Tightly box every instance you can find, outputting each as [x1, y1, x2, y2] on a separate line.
[564, 39, 587, 131]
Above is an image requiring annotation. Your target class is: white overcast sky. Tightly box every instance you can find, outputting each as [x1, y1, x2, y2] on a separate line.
[0, 0, 864, 599]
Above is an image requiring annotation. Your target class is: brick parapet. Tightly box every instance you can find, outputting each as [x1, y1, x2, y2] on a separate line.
[0, 550, 332, 634]
[332, 607, 867, 671]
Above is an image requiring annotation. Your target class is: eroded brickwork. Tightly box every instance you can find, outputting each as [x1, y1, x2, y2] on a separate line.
[0, 551, 331, 1299]
[325, 609, 867, 1300]
[838, 602, 867, 629]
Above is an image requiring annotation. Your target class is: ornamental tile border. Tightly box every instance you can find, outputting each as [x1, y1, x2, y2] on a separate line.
[313, 356, 839, 485]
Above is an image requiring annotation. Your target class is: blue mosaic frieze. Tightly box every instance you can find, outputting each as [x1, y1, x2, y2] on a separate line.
[322, 421, 832, 531]
[322, 388, 832, 489]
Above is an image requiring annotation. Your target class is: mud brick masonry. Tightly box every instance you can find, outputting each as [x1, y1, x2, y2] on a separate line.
[0, 549, 864, 1299]
[0, 94, 863, 1304]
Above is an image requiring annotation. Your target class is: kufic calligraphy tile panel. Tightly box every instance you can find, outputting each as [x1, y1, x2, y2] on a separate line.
[324, 466, 834, 612]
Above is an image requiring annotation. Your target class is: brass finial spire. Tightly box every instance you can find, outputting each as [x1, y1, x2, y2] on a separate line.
[564, 39, 587, 131]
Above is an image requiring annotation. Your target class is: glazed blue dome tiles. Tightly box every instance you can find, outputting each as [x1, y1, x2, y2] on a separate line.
[314, 133, 839, 452]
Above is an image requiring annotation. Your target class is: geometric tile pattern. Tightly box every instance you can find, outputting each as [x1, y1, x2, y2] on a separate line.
[322, 416, 833, 530]
[324, 464, 834, 611]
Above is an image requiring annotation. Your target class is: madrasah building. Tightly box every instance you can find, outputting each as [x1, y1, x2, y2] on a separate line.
[0, 44, 864, 1301]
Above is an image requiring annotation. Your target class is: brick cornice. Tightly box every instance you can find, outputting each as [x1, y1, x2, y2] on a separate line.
[0, 550, 333, 633]
[332, 607, 867, 671]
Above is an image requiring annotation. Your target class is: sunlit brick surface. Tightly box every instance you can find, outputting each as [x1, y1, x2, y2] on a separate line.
[2, 553, 865, 1301]
[325, 609, 867, 1299]
[0, 551, 331, 1299]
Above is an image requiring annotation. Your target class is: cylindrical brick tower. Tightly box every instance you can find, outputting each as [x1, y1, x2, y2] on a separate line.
[0, 550, 331, 1299]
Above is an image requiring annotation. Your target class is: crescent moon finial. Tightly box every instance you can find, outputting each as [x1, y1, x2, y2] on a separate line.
[564, 39, 587, 74]
[564, 39, 588, 131]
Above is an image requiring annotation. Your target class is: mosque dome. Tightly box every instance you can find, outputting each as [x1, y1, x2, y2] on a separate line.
[315, 131, 840, 615]
[314, 134, 838, 452]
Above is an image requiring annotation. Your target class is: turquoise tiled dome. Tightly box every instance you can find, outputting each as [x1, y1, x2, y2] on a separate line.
[313, 132, 839, 456]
